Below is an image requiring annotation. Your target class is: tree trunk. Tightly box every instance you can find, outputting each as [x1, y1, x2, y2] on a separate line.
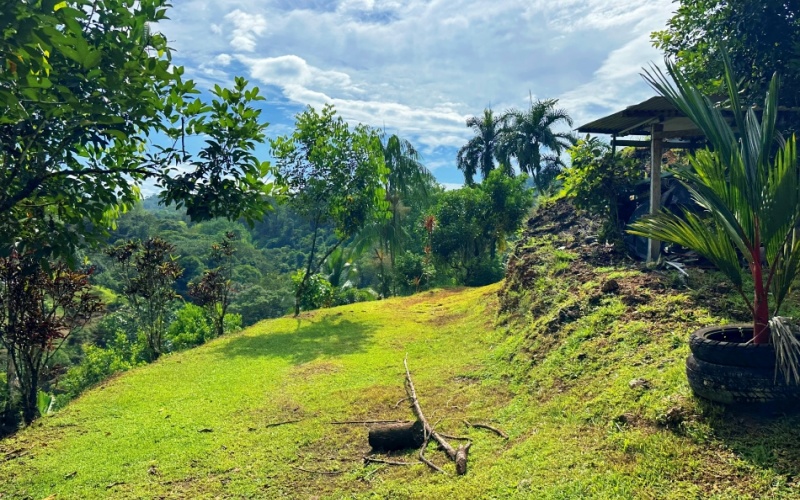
[20, 360, 39, 425]
[751, 230, 770, 345]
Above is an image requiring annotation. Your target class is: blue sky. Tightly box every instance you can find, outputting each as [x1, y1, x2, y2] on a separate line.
[156, 0, 675, 189]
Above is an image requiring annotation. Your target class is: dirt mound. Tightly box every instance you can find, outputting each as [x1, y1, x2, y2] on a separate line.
[499, 197, 750, 337]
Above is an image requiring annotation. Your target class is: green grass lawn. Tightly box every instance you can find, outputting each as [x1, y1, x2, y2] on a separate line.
[2, 281, 800, 499]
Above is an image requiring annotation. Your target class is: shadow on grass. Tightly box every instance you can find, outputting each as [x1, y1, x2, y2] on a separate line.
[212, 315, 376, 365]
[697, 400, 800, 477]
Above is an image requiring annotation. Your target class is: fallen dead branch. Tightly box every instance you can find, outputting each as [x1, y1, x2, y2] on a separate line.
[463, 420, 509, 439]
[363, 456, 413, 466]
[264, 419, 303, 429]
[331, 419, 410, 425]
[418, 433, 446, 474]
[291, 465, 345, 475]
[404, 355, 470, 475]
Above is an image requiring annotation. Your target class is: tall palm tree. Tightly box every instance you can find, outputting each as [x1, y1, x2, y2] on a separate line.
[381, 134, 435, 267]
[457, 109, 509, 185]
[502, 99, 575, 191]
[356, 134, 435, 296]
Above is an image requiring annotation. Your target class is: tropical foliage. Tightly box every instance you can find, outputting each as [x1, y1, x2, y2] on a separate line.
[0, 252, 102, 423]
[270, 105, 388, 315]
[0, 1, 276, 263]
[456, 101, 574, 191]
[457, 109, 509, 184]
[501, 99, 575, 192]
[562, 137, 644, 240]
[652, 0, 800, 109]
[105, 238, 183, 359]
[629, 54, 800, 350]
[430, 170, 533, 285]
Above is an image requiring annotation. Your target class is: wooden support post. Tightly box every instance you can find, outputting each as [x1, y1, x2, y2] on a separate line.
[648, 124, 664, 263]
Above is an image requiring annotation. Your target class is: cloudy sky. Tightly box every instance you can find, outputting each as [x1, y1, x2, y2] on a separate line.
[159, 0, 676, 188]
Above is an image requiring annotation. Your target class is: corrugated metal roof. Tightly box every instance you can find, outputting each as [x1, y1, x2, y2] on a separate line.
[577, 96, 704, 137]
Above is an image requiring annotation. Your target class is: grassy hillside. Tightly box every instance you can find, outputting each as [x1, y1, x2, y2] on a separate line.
[3, 202, 800, 498]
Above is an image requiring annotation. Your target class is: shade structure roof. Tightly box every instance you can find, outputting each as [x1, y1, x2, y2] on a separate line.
[577, 96, 704, 139]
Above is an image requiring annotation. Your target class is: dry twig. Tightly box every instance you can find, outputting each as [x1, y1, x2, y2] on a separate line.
[463, 420, 509, 439]
[363, 457, 413, 466]
[330, 419, 409, 425]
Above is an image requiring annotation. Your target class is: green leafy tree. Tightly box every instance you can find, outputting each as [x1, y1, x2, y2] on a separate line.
[457, 109, 509, 185]
[561, 137, 644, 240]
[652, 1, 800, 110]
[105, 238, 182, 359]
[0, 252, 102, 424]
[188, 233, 236, 339]
[0, 1, 277, 262]
[481, 170, 536, 256]
[430, 171, 533, 285]
[270, 105, 388, 315]
[501, 99, 575, 192]
[291, 270, 334, 311]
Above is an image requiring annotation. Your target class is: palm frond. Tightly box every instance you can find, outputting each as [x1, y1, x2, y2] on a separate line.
[769, 317, 800, 385]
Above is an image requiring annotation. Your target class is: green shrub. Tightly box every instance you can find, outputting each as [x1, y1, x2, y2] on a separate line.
[55, 334, 139, 408]
[333, 287, 377, 305]
[166, 303, 213, 351]
[560, 137, 643, 241]
[394, 251, 436, 294]
[223, 313, 242, 334]
[292, 270, 334, 311]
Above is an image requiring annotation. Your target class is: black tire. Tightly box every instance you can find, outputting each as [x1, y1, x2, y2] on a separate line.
[686, 355, 800, 405]
[688, 325, 777, 368]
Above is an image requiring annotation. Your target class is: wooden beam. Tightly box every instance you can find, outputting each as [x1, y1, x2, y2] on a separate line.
[659, 129, 704, 139]
[618, 117, 657, 136]
[613, 139, 701, 149]
[621, 109, 683, 118]
[648, 124, 664, 263]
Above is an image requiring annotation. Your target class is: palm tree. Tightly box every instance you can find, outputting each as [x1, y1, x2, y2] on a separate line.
[356, 134, 435, 296]
[501, 99, 575, 192]
[629, 53, 800, 358]
[457, 109, 509, 185]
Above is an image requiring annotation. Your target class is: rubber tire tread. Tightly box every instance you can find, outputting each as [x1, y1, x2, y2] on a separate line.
[688, 325, 776, 369]
[686, 355, 800, 404]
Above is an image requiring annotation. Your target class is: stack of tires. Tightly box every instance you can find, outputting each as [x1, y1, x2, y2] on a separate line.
[686, 324, 800, 404]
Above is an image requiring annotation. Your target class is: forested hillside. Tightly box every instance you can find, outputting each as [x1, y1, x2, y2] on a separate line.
[3, 198, 800, 498]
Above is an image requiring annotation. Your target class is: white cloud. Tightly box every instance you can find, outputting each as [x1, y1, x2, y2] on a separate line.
[159, 0, 676, 183]
[224, 9, 266, 52]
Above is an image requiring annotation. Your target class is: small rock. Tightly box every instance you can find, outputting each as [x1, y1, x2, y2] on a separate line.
[658, 407, 685, 427]
[601, 279, 620, 294]
[629, 378, 649, 390]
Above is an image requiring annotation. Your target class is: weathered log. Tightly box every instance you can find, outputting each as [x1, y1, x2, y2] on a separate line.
[404, 356, 471, 475]
[368, 420, 425, 451]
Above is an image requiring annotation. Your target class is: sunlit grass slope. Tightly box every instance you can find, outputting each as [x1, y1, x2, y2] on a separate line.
[2, 269, 800, 498]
